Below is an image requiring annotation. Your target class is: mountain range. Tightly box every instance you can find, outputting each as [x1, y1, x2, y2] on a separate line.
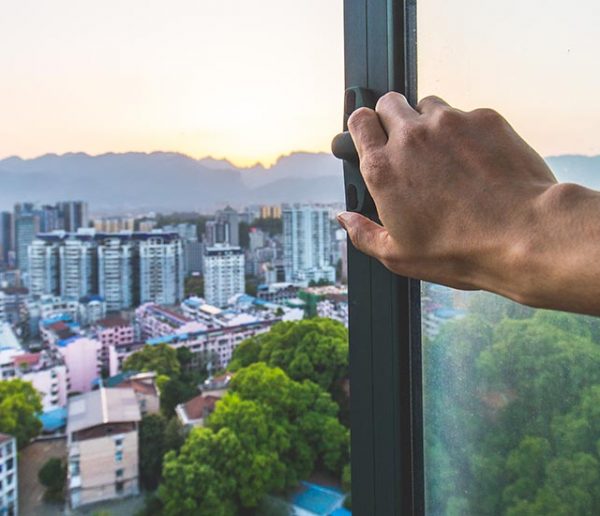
[0, 152, 598, 214]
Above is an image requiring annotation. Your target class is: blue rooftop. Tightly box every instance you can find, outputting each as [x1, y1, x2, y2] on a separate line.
[292, 482, 346, 515]
[39, 407, 67, 432]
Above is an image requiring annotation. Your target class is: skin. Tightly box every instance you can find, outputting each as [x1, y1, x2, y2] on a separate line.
[337, 93, 600, 316]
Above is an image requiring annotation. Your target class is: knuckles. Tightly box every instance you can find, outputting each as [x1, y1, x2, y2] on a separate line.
[375, 91, 407, 112]
[347, 107, 375, 130]
[360, 148, 391, 188]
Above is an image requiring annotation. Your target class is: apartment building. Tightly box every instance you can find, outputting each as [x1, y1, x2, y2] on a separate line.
[67, 388, 141, 508]
[282, 204, 335, 284]
[203, 244, 244, 308]
[15, 351, 68, 412]
[59, 234, 98, 299]
[0, 434, 17, 516]
[93, 317, 135, 369]
[28, 230, 184, 309]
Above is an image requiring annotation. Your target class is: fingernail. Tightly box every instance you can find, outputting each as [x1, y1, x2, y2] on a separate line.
[337, 211, 351, 231]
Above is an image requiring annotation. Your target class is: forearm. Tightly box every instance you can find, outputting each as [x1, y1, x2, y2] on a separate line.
[499, 183, 600, 315]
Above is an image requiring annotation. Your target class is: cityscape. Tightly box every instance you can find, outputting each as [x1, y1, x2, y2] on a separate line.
[0, 197, 361, 515]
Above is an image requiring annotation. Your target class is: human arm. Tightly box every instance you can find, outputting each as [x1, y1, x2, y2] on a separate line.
[337, 93, 600, 316]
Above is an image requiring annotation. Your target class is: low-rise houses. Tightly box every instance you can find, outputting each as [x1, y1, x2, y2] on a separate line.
[0, 433, 17, 516]
[105, 371, 160, 416]
[175, 394, 220, 429]
[93, 317, 135, 370]
[67, 388, 141, 509]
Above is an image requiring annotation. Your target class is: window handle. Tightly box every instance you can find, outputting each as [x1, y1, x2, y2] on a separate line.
[332, 87, 378, 218]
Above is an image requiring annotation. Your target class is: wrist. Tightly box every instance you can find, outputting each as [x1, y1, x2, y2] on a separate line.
[503, 182, 594, 310]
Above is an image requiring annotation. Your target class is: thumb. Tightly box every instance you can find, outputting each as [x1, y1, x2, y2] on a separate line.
[337, 211, 393, 261]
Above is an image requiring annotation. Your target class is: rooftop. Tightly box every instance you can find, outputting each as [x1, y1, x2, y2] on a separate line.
[96, 316, 131, 328]
[180, 394, 220, 421]
[67, 387, 141, 434]
[0, 433, 14, 444]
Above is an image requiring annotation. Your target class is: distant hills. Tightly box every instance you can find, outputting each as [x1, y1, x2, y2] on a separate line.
[0, 151, 598, 215]
[0, 151, 344, 214]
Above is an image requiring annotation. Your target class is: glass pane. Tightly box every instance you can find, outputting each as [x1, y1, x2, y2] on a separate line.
[0, 2, 349, 514]
[419, 2, 600, 514]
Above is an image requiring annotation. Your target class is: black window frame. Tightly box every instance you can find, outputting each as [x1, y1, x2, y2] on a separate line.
[342, 0, 423, 514]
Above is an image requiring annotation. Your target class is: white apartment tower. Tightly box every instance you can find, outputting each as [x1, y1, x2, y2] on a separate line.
[0, 433, 17, 516]
[28, 238, 61, 296]
[98, 237, 135, 311]
[283, 204, 335, 284]
[60, 234, 97, 299]
[204, 244, 245, 307]
[139, 235, 184, 306]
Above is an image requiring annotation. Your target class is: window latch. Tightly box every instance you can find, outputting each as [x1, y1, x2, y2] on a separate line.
[331, 86, 378, 218]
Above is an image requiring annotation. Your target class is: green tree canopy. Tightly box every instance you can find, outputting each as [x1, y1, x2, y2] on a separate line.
[123, 343, 181, 378]
[228, 319, 348, 395]
[0, 378, 42, 448]
[159, 363, 348, 515]
[38, 457, 66, 502]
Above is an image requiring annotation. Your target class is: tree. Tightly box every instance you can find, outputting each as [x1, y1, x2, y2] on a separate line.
[139, 414, 168, 489]
[123, 344, 181, 378]
[159, 364, 348, 514]
[38, 457, 66, 502]
[184, 276, 204, 298]
[228, 319, 348, 396]
[160, 377, 198, 417]
[0, 379, 42, 447]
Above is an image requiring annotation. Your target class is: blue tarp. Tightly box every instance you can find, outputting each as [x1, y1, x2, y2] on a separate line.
[292, 482, 345, 515]
[39, 407, 67, 432]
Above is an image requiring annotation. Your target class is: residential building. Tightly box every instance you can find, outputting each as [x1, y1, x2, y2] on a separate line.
[67, 388, 141, 508]
[282, 204, 335, 284]
[175, 394, 220, 429]
[16, 351, 69, 412]
[56, 336, 102, 393]
[0, 434, 17, 516]
[218, 206, 239, 246]
[28, 231, 184, 310]
[184, 241, 204, 275]
[257, 283, 300, 304]
[0, 212, 12, 266]
[57, 201, 88, 232]
[97, 236, 136, 311]
[260, 204, 282, 219]
[203, 244, 244, 307]
[14, 206, 40, 272]
[59, 232, 98, 299]
[139, 234, 184, 306]
[78, 295, 107, 326]
[105, 371, 160, 416]
[94, 317, 135, 369]
[93, 217, 135, 233]
[28, 238, 61, 296]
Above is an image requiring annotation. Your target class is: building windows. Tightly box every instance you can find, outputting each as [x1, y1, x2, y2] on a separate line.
[115, 450, 123, 462]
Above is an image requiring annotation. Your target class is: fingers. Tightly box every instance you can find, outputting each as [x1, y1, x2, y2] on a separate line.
[337, 211, 395, 262]
[347, 107, 387, 160]
[416, 95, 451, 115]
[375, 92, 419, 134]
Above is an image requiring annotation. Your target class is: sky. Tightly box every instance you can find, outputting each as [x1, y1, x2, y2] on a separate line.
[0, 0, 599, 167]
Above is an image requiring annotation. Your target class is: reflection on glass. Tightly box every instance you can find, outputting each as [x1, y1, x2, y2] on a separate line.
[420, 1, 600, 514]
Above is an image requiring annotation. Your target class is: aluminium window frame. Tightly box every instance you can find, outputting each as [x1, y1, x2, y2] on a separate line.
[342, 0, 423, 515]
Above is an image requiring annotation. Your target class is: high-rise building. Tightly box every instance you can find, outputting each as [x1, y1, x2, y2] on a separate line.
[219, 206, 239, 246]
[39, 204, 62, 232]
[139, 235, 184, 306]
[93, 217, 135, 233]
[98, 237, 136, 311]
[14, 205, 40, 272]
[283, 204, 335, 284]
[28, 238, 61, 296]
[0, 212, 13, 265]
[59, 233, 98, 299]
[185, 241, 204, 275]
[203, 244, 244, 307]
[57, 201, 89, 232]
[28, 230, 184, 308]
[0, 433, 17, 516]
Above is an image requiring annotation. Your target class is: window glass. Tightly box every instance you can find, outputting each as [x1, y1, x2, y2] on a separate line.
[419, 2, 600, 514]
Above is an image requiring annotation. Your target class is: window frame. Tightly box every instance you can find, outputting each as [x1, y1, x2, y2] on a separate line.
[342, 0, 423, 514]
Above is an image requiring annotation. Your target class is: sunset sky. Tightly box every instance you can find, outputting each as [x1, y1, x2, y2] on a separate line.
[1, 0, 599, 167]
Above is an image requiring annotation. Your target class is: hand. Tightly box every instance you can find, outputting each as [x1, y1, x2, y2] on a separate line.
[338, 93, 558, 302]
